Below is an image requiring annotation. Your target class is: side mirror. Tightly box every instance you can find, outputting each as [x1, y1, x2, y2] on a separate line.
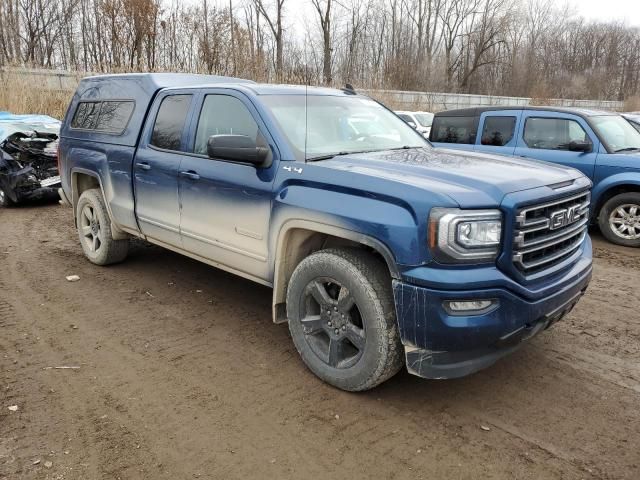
[207, 134, 271, 167]
[407, 121, 417, 129]
[568, 140, 592, 153]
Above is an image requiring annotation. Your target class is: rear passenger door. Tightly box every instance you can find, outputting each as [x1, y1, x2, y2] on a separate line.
[133, 92, 194, 248]
[514, 112, 599, 179]
[474, 111, 521, 156]
[177, 90, 278, 282]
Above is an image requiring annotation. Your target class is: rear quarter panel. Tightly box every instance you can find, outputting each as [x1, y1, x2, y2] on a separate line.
[60, 139, 138, 232]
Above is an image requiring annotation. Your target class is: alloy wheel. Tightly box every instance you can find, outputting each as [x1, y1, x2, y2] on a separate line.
[298, 277, 366, 369]
[80, 204, 103, 253]
[609, 204, 640, 240]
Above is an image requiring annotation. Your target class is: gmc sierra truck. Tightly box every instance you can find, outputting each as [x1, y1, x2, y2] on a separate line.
[58, 74, 593, 391]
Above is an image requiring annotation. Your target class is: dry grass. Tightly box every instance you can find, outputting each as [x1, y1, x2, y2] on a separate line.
[0, 72, 77, 119]
[624, 95, 640, 112]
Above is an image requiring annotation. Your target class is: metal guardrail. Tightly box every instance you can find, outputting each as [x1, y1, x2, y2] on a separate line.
[0, 66, 85, 91]
[0, 67, 625, 112]
[365, 88, 624, 112]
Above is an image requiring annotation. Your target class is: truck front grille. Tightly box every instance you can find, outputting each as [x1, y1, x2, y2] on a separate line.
[513, 190, 590, 276]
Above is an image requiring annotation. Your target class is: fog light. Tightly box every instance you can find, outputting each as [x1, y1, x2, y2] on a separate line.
[444, 299, 497, 315]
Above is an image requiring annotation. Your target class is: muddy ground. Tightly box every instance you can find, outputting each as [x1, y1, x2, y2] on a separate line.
[1, 202, 639, 480]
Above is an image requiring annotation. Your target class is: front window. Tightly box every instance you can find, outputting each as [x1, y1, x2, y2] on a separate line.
[523, 117, 588, 150]
[194, 95, 259, 155]
[590, 115, 640, 153]
[414, 113, 434, 128]
[261, 95, 427, 161]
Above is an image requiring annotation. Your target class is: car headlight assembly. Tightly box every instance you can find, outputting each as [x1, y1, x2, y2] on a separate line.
[429, 208, 503, 264]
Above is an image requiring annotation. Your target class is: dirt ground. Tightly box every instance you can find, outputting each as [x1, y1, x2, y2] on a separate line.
[1, 202, 639, 480]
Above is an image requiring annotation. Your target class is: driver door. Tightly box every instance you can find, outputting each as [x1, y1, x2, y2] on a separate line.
[178, 91, 278, 282]
[514, 112, 599, 179]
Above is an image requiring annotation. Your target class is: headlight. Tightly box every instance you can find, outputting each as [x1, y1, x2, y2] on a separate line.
[429, 208, 502, 263]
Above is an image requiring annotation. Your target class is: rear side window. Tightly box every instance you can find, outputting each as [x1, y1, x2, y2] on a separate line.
[431, 116, 477, 144]
[71, 102, 101, 129]
[193, 95, 259, 155]
[71, 100, 134, 134]
[95, 101, 134, 133]
[481, 116, 516, 146]
[523, 117, 588, 150]
[150, 95, 192, 151]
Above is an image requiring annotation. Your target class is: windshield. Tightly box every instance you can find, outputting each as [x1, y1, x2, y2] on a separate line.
[414, 113, 434, 127]
[590, 115, 640, 153]
[261, 95, 428, 161]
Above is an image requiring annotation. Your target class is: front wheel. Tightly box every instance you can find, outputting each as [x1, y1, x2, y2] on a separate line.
[76, 189, 129, 265]
[286, 248, 403, 391]
[598, 192, 640, 247]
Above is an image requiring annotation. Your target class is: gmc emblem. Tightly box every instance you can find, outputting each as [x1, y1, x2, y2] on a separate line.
[549, 205, 581, 230]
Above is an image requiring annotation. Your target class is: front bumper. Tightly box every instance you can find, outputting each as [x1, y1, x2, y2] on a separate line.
[393, 252, 592, 380]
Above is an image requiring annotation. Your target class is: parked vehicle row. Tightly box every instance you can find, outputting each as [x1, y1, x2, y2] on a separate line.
[395, 110, 433, 138]
[58, 74, 592, 391]
[429, 106, 640, 247]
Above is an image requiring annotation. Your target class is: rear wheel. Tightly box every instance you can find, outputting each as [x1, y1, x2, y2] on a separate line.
[598, 192, 640, 247]
[76, 189, 129, 265]
[286, 248, 403, 391]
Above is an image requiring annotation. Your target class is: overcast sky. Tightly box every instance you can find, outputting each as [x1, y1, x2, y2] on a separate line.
[277, 0, 640, 31]
[573, 0, 640, 25]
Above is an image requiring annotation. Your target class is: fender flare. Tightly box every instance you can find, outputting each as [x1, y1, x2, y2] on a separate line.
[70, 168, 130, 240]
[592, 173, 640, 213]
[271, 219, 401, 323]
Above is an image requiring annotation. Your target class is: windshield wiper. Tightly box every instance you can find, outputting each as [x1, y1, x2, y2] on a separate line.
[614, 147, 640, 153]
[386, 145, 419, 151]
[306, 150, 381, 162]
[306, 151, 351, 162]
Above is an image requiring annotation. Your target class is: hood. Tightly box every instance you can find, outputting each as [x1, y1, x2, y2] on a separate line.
[318, 147, 585, 207]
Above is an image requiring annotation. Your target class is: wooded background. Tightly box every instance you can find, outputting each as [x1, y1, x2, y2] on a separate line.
[0, 0, 639, 103]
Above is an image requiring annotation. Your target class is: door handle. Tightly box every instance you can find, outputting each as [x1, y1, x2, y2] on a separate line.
[180, 170, 200, 180]
[136, 162, 151, 171]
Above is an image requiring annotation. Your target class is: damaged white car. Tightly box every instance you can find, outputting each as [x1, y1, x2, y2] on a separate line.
[0, 113, 61, 207]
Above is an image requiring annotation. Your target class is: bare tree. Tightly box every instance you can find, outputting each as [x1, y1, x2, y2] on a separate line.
[311, 0, 333, 85]
[253, 0, 286, 80]
[0, 0, 639, 103]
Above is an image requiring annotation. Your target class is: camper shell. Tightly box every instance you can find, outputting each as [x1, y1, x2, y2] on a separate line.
[61, 73, 255, 147]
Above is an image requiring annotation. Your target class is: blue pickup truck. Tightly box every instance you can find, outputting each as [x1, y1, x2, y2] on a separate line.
[58, 74, 592, 390]
[430, 106, 640, 247]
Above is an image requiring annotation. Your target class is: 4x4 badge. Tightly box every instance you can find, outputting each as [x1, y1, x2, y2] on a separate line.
[549, 204, 581, 230]
[283, 166, 303, 174]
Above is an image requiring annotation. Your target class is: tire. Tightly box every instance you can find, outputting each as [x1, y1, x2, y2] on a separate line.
[0, 186, 14, 207]
[76, 188, 129, 265]
[598, 192, 640, 247]
[286, 248, 404, 391]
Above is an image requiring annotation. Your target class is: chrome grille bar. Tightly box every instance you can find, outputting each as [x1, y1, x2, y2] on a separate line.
[512, 190, 590, 276]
